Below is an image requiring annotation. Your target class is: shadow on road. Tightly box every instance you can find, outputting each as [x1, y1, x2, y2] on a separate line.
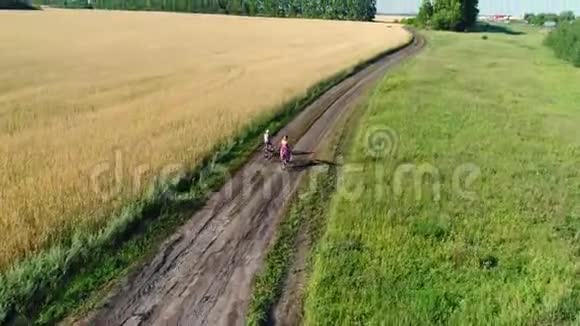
[289, 159, 339, 171]
[291, 150, 314, 156]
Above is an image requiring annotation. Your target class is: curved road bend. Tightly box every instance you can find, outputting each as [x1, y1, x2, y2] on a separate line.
[82, 31, 425, 326]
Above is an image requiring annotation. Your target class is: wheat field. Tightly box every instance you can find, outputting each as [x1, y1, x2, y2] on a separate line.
[0, 9, 411, 269]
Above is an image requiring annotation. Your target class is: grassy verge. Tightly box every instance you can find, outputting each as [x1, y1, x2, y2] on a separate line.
[305, 26, 580, 324]
[0, 37, 414, 325]
[246, 163, 337, 326]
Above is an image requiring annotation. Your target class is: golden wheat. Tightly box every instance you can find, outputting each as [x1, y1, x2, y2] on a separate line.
[0, 9, 411, 269]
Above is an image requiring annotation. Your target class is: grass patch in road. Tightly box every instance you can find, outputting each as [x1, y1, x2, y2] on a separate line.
[246, 167, 337, 326]
[305, 26, 580, 325]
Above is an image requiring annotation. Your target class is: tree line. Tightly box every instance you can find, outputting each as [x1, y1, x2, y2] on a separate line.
[1, 0, 37, 9]
[525, 11, 576, 26]
[38, 0, 376, 21]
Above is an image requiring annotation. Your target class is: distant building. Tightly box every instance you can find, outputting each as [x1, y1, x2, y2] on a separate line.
[544, 21, 558, 28]
[490, 14, 512, 22]
[377, 0, 580, 17]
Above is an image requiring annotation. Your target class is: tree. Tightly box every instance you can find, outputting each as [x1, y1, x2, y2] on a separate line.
[417, 0, 479, 31]
[524, 13, 535, 23]
[460, 0, 478, 30]
[416, 0, 434, 28]
[431, 0, 462, 31]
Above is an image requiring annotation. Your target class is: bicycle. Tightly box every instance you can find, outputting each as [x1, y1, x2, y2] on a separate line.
[263, 143, 275, 160]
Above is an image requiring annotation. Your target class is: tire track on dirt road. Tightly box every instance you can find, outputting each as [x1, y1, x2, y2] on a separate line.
[81, 31, 424, 326]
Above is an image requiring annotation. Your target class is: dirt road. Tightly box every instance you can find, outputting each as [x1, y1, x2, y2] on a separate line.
[82, 32, 424, 326]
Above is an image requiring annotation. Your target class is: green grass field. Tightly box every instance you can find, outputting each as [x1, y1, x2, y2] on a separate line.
[304, 26, 580, 324]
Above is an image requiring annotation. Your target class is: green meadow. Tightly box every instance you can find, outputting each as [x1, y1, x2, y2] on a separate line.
[305, 25, 580, 325]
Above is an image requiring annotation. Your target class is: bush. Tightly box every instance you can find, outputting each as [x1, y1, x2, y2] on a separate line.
[415, 0, 434, 27]
[400, 17, 416, 26]
[431, 0, 463, 31]
[416, 0, 479, 31]
[545, 20, 580, 67]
